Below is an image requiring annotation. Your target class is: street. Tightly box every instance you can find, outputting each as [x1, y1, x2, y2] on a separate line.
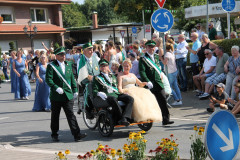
[0, 82, 239, 160]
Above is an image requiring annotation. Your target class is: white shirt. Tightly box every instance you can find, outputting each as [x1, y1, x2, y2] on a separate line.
[147, 52, 155, 62]
[175, 40, 188, 59]
[101, 72, 111, 83]
[203, 56, 217, 73]
[84, 55, 93, 67]
[57, 60, 65, 74]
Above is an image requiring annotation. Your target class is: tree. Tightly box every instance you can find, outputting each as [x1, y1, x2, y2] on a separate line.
[62, 2, 88, 28]
[9, 41, 16, 53]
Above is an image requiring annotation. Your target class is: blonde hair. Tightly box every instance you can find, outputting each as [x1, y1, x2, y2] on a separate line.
[122, 58, 132, 68]
[39, 53, 48, 63]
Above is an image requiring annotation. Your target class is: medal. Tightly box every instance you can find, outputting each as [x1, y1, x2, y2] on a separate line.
[107, 87, 113, 93]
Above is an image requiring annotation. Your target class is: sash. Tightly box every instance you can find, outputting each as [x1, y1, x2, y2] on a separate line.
[50, 63, 72, 90]
[96, 75, 119, 93]
[143, 56, 162, 76]
[121, 51, 126, 61]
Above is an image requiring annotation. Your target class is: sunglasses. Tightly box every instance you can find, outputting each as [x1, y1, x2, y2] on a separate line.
[205, 53, 209, 55]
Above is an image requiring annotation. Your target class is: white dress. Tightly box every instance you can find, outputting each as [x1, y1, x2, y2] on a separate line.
[122, 76, 162, 122]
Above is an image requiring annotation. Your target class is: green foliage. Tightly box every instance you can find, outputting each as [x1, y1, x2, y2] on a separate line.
[54, 43, 60, 50]
[95, 40, 103, 45]
[9, 41, 16, 53]
[62, 2, 88, 28]
[0, 47, 2, 58]
[212, 39, 240, 55]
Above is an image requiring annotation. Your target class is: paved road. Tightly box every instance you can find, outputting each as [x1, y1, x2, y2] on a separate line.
[0, 82, 239, 159]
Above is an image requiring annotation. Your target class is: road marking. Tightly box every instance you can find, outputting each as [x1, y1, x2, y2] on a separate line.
[0, 117, 9, 120]
[171, 117, 207, 122]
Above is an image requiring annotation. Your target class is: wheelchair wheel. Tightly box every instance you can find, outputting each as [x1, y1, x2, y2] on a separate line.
[98, 111, 114, 137]
[138, 122, 153, 131]
[82, 103, 98, 130]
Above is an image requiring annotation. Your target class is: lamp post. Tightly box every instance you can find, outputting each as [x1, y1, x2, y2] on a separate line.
[23, 20, 37, 53]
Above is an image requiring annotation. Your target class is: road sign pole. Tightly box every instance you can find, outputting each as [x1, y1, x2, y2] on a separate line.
[227, 12, 231, 39]
[142, 10, 146, 38]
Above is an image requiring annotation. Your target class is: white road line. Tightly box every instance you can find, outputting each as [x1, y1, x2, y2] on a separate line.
[171, 117, 207, 122]
[0, 117, 9, 120]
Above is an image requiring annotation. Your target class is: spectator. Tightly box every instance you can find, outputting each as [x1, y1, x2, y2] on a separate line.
[199, 46, 229, 99]
[111, 60, 120, 76]
[193, 49, 216, 96]
[1, 54, 9, 81]
[230, 31, 237, 39]
[196, 34, 217, 66]
[116, 45, 124, 64]
[228, 83, 240, 111]
[167, 37, 178, 50]
[140, 38, 147, 54]
[208, 22, 217, 40]
[207, 83, 228, 112]
[31, 50, 40, 83]
[129, 54, 140, 79]
[196, 23, 205, 40]
[154, 37, 164, 70]
[93, 44, 101, 60]
[152, 32, 159, 40]
[186, 32, 202, 75]
[162, 43, 182, 105]
[175, 34, 189, 92]
[132, 44, 140, 60]
[224, 46, 240, 99]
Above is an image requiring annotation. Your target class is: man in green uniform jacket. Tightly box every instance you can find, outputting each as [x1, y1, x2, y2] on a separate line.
[139, 40, 174, 125]
[92, 59, 133, 126]
[46, 46, 87, 142]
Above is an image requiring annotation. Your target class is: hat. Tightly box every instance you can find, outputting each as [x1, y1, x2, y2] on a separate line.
[98, 59, 109, 66]
[216, 83, 225, 89]
[129, 53, 136, 58]
[82, 42, 93, 50]
[145, 40, 156, 46]
[54, 46, 65, 55]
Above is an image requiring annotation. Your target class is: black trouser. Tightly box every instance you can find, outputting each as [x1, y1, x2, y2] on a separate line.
[151, 89, 170, 122]
[191, 62, 199, 76]
[51, 99, 80, 138]
[93, 94, 133, 120]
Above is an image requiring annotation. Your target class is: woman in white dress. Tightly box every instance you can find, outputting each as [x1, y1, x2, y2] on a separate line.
[117, 59, 162, 122]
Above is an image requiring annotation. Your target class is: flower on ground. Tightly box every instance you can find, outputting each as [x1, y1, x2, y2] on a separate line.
[65, 150, 70, 155]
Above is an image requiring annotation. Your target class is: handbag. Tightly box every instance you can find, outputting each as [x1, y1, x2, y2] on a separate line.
[160, 72, 172, 95]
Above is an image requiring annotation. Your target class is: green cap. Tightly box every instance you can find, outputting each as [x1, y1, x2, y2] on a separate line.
[82, 42, 93, 50]
[145, 40, 156, 46]
[98, 59, 109, 66]
[54, 46, 65, 55]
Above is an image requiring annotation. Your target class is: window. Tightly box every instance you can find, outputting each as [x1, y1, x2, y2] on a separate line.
[30, 8, 47, 23]
[0, 6, 14, 23]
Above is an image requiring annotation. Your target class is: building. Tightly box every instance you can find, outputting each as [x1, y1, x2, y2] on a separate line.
[0, 0, 71, 54]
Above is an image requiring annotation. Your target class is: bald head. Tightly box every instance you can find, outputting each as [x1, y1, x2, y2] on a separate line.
[178, 34, 185, 43]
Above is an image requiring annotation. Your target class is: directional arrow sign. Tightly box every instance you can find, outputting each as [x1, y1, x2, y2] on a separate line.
[151, 8, 174, 33]
[155, 0, 166, 8]
[205, 110, 240, 160]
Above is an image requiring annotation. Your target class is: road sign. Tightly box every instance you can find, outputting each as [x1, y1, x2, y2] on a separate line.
[222, 0, 236, 12]
[132, 33, 138, 37]
[132, 27, 137, 34]
[205, 110, 240, 160]
[120, 30, 125, 38]
[151, 8, 174, 33]
[155, 0, 166, 8]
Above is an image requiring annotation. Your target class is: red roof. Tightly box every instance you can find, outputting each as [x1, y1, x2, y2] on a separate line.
[0, 24, 66, 34]
[0, 0, 71, 5]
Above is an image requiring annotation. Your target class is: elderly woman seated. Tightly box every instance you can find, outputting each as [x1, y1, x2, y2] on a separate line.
[193, 49, 216, 96]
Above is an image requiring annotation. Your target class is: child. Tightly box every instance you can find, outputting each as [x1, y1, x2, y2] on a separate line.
[207, 83, 228, 112]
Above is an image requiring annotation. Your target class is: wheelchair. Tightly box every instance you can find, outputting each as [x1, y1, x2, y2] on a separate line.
[78, 83, 153, 137]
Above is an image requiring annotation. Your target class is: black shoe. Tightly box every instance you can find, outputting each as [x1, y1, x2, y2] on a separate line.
[51, 136, 59, 142]
[74, 133, 87, 142]
[85, 110, 94, 119]
[162, 120, 174, 125]
[77, 109, 82, 115]
[207, 108, 214, 112]
[118, 117, 130, 126]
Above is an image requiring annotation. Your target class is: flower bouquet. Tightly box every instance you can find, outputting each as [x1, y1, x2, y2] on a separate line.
[24, 68, 30, 75]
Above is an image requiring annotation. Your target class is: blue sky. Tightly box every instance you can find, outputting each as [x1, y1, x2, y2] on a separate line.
[71, 0, 84, 4]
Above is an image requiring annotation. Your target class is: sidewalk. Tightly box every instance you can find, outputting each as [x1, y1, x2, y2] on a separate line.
[0, 144, 83, 160]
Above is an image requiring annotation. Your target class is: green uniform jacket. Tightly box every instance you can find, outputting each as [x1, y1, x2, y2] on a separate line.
[46, 60, 78, 102]
[139, 53, 164, 91]
[92, 72, 120, 98]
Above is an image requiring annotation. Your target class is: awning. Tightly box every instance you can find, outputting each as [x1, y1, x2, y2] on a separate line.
[0, 24, 66, 34]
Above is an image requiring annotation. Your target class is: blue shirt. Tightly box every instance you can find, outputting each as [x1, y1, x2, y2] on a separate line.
[190, 40, 201, 63]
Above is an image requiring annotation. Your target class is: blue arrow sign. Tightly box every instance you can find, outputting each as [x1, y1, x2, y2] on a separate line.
[222, 0, 236, 12]
[205, 110, 240, 160]
[132, 27, 137, 34]
[151, 8, 174, 33]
